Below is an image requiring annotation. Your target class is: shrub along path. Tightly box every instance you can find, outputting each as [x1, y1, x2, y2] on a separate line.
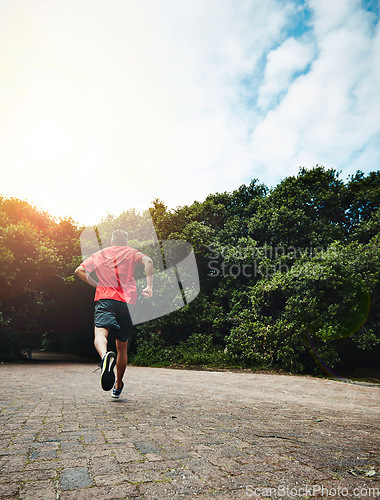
[0, 358, 379, 499]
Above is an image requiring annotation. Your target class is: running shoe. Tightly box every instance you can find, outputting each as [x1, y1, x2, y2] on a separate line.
[100, 351, 116, 391]
[111, 381, 124, 399]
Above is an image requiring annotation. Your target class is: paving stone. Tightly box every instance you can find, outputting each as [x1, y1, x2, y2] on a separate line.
[0, 482, 20, 498]
[30, 447, 58, 460]
[19, 479, 56, 499]
[0, 454, 27, 472]
[56, 457, 89, 468]
[59, 467, 93, 490]
[11, 469, 58, 482]
[89, 455, 122, 475]
[93, 472, 133, 487]
[114, 447, 144, 463]
[165, 468, 208, 495]
[59, 440, 86, 452]
[83, 432, 106, 444]
[24, 460, 60, 471]
[182, 457, 227, 482]
[59, 484, 139, 499]
[145, 452, 163, 461]
[126, 468, 167, 483]
[159, 448, 193, 460]
[138, 481, 178, 498]
[133, 440, 162, 454]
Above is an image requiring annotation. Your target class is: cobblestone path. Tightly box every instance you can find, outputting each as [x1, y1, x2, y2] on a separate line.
[0, 360, 379, 499]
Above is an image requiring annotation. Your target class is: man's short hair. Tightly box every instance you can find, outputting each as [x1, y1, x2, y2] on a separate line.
[111, 230, 128, 246]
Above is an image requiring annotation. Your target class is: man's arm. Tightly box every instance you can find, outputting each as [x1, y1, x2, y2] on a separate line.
[141, 255, 153, 297]
[75, 265, 98, 288]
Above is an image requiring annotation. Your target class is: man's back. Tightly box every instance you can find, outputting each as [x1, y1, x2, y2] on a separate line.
[81, 245, 142, 304]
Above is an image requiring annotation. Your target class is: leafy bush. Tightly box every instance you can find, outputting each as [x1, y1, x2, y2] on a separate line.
[225, 237, 379, 373]
[172, 332, 230, 366]
[130, 331, 231, 368]
[130, 332, 174, 367]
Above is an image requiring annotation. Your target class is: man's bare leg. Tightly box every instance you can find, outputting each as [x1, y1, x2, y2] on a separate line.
[95, 327, 117, 391]
[94, 327, 109, 359]
[115, 339, 128, 390]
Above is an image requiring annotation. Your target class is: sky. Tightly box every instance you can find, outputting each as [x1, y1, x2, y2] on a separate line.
[0, 0, 379, 226]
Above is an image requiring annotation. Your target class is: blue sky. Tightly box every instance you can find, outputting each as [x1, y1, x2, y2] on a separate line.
[0, 0, 379, 225]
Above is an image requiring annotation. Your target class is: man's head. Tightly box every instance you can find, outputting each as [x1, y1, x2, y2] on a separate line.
[111, 230, 128, 246]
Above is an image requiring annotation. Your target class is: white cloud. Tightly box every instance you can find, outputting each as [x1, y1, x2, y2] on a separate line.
[257, 37, 315, 110]
[309, 0, 371, 36]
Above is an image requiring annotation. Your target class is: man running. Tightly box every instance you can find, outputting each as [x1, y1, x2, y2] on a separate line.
[75, 229, 153, 398]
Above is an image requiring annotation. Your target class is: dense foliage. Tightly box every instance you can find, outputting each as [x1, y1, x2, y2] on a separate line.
[0, 198, 90, 359]
[1, 166, 379, 376]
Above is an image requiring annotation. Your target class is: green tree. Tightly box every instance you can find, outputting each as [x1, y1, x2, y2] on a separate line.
[0, 196, 83, 359]
[344, 171, 380, 242]
[249, 166, 345, 247]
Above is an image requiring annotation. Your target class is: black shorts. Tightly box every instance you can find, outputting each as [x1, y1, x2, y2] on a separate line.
[94, 299, 134, 343]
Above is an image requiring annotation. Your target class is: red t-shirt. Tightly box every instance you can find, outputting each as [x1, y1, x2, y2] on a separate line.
[81, 246, 143, 304]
